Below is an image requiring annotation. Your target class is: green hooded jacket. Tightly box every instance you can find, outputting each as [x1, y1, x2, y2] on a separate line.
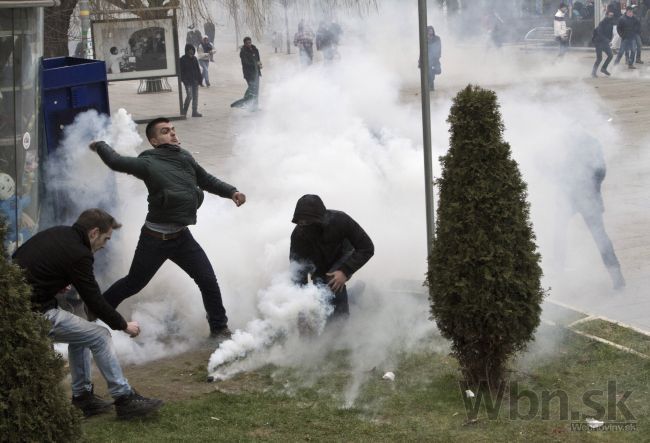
[95, 142, 237, 225]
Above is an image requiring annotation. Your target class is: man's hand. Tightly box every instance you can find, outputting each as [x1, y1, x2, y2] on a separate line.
[326, 271, 348, 293]
[232, 192, 246, 207]
[124, 321, 140, 338]
[89, 141, 101, 152]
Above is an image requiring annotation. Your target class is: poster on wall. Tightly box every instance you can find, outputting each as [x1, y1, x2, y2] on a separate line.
[91, 18, 177, 81]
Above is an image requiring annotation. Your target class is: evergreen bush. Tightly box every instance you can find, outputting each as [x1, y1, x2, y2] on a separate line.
[0, 223, 81, 442]
[427, 85, 544, 388]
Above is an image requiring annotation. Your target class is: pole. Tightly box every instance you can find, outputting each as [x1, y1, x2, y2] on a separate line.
[418, 0, 435, 255]
[79, 0, 90, 57]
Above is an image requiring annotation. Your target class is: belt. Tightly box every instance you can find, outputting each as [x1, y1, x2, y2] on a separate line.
[142, 226, 186, 240]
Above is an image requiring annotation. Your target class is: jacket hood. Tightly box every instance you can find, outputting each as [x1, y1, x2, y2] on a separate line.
[292, 194, 326, 224]
[184, 44, 195, 54]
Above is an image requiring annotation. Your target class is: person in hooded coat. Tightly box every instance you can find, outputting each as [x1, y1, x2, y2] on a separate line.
[179, 44, 203, 117]
[418, 25, 442, 91]
[289, 195, 374, 319]
[592, 9, 616, 77]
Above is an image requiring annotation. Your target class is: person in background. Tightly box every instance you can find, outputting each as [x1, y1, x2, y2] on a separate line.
[197, 36, 215, 87]
[614, 6, 638, 69]
[294, 20, 315, 66]
[230, 37, 262, 111]
[180, 44, 203, 117]
[418, 26, 442, 91]
[554, 2, 570, 58]
[592, 9, 616, 77]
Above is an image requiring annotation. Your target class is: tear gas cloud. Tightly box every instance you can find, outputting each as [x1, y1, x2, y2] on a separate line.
[49, 1, 640, 404]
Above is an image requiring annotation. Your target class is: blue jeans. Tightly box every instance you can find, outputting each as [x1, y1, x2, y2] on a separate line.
[635, 34, 643, 62]
[44, 308, 131, 398]
[199, 59, 210, 85]
[102, 227, 228, 333]
[230, 74, 259, 110]
[615, 38, 637, 65]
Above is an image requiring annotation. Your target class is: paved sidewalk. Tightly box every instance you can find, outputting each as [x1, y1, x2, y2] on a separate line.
[107, 44, 650, 335]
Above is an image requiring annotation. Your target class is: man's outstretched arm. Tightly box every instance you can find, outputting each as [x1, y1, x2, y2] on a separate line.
[90, 141, 149, 179]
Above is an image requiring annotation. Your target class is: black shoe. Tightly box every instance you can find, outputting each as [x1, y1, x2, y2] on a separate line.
[209, 327, 232, 341]
[600, 68, 611, 76]
[636, 60, 644, 64]
[192, 112, 203, 117]
[72, 387, 113, 417]
[114, 390, 163, 420]
[628, 64, 637, 69]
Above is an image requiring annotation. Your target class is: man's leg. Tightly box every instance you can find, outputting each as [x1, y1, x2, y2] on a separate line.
[191, 83, 200, 115]
[44, 308, 131, 399]
[330, 286, 350, 319]
[102, 231, 168, 308]
[593, 46, 604, 75]
[636, 34, 643, 62]
[602, 45, 613, 73]
[169, 229, 228, 333]
[182, 83, 192, 115]
[582, 209, 625, 289]
[199, 59, 210, 85]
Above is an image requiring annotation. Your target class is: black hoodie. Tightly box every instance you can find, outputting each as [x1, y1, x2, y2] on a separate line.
[290, 195, 374, 285]
[180, 43, 202, 85]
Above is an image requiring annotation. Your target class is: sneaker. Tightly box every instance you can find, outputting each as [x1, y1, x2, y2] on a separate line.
[600, 68, 611, 76]
[72, 387, 113, 417]
[636, 60, 644, 64]
[114, 390, 163, 420]
[192, 112, 203, 117]
[628, 64, 637, 69]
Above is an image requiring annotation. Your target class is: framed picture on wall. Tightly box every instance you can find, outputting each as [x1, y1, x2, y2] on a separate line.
[91, 17, 177, 81]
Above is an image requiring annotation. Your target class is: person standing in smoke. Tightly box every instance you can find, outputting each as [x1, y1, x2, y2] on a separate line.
[289, 195, 374, 321]
[592, 9, 616, 77]
[418, 25, 442, 91]
[179, 44, 203, 117]
[294, 20, 315, 66]
[554, 132, 625, 290]
[89, 118, 247, 341]
[204, 21, 215, 44]
[614, 6, 638, 69]
[12, 209, 163, 419]
[197, 37, 215, 87]
[633, 5, 644, 64]
[230, 37, 262, 111]
[554, 3, 570, 58]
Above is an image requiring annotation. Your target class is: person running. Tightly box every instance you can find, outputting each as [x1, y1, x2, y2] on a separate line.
[592, 9, 616, 77]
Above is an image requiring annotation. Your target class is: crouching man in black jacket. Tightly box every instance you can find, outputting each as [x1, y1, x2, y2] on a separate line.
[290, 195, 374, 319]
[12, 208, 162, 419]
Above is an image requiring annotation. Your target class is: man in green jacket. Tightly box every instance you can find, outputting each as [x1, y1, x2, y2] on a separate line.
[89, 117, 246, 340]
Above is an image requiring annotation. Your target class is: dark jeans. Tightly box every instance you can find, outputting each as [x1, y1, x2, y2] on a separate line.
[593, 44, 613, 72]
[102, 227, 228, 332]
[557, 36, 569, 57]
[183, 82, 199, 114]
[635, 34, 643, 62]
[615, 38, 636, 65]
[230, 75, 259, 110]
[427, 66, 437, 91]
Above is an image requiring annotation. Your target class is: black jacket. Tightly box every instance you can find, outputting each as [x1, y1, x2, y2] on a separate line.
[180, 44, 202, 85]
[617, 15, 639, 39]
[12, 224, 127, 331]
[594, 16, 615, 46]
[95, 142, 237, 226]
[290, 195, 374, 284]
[240, 44, 261, 81]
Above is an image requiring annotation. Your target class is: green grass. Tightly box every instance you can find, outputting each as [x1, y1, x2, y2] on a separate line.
[572, 319, 650, 356]
[82, 324, 650, 442]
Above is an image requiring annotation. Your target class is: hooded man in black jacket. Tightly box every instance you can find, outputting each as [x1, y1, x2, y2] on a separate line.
[179, 43, 203, 117]
[614, 6, 639, 68]
[89, 117, 246, 341]
[289, 195, 374, 319]
[12, 208, 163, 419]
[230, 36, 262, 110]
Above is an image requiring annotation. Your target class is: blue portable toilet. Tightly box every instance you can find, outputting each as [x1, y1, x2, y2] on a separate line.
[41, 57, 110, 154]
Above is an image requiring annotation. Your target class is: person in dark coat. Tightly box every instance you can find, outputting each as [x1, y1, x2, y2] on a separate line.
[289, 195, 374, 320]
[418, 25, 442, 91]
[614, 6, 638, 68]
[88, 118, 247, 340]
[230, 37, 262, 110]
[179, 44, 202, 117]
[204, 21, 216, 43]
[12, 208, 163, 419]
[555, 132, 625, 290]
[592, 9, 616, 77]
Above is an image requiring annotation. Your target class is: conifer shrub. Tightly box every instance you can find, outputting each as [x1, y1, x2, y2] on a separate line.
[427, 85, 544, 388]
[0, 223, 81, 442]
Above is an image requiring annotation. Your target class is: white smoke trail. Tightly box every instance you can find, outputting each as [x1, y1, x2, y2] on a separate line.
[207, 270, 333, 378]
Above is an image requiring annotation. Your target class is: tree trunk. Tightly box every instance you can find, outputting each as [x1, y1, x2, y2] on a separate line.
[44, 0, 79, 58]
